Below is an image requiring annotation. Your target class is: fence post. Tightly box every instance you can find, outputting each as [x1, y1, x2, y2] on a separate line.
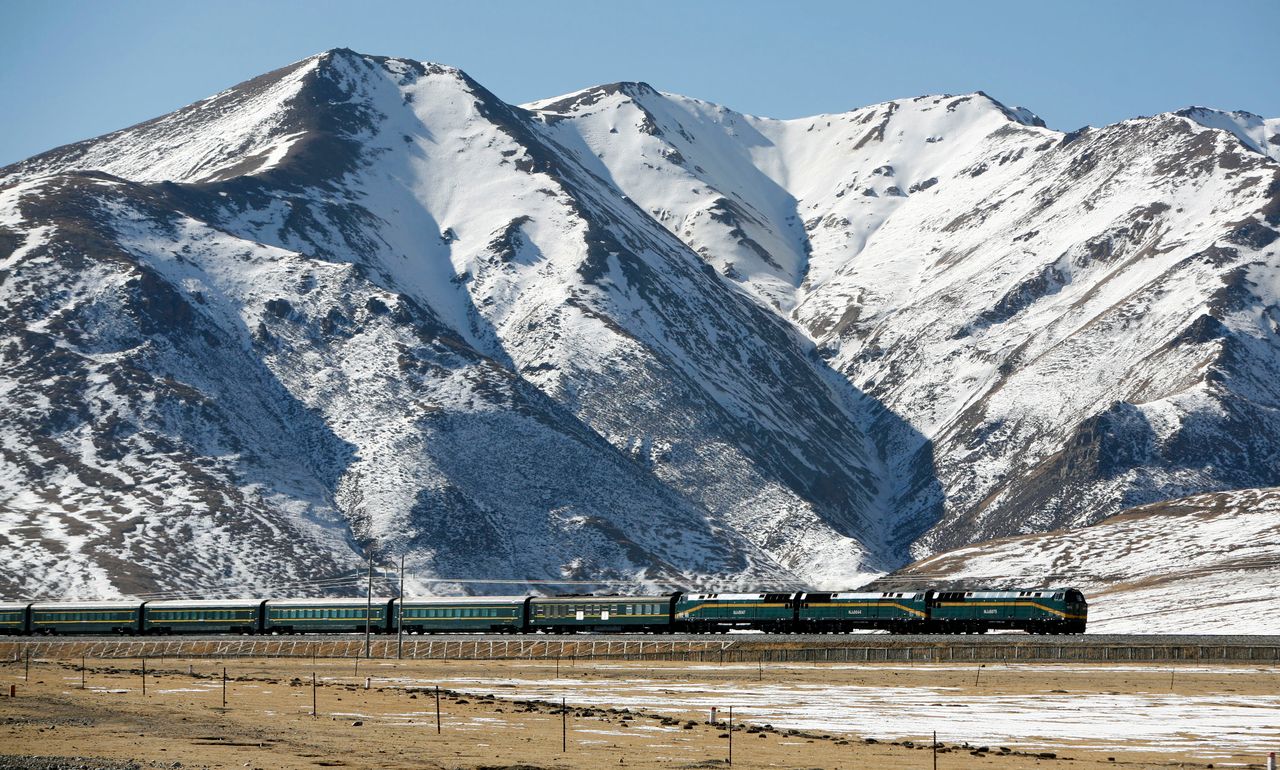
[728, 705, 733, 765]
[435, 685, 441, 734]
[562, 696, 567, 752]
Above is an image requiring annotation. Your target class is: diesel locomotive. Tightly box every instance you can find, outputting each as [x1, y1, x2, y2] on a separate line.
[0, 587, 1087, 636]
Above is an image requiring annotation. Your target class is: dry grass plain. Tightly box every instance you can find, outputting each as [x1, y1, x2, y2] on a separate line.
[0, 656, 1276, 769]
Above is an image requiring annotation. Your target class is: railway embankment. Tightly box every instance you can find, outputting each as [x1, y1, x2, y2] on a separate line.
[2, 635, 1277, 663]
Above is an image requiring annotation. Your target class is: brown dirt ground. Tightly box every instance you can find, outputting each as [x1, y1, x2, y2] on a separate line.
[0, 657, 1274, 769]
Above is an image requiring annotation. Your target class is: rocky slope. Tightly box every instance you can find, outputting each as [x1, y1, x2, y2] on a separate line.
[881, 487, 1280, 634]
[531, 82, 1280, 557]
[1, 49, 1276, 600]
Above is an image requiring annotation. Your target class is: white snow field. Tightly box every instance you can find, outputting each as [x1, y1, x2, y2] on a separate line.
[441, 668, 1280, 759]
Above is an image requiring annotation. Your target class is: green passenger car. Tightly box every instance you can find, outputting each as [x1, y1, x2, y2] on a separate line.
[143, 600, 264, 635]
[30, 601, 143, 635]
[264, 598, 395, 634]
[797, 591, 929, 632]
[398, 596, 529, 633]
[528, 595, 674, 632]
[928, 588, 1088, 634]
[0, 602, 31, 635]
[674, 593, 797, 632]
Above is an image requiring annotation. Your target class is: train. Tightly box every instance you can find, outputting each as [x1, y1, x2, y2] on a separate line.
[0, 587, 1087, 636]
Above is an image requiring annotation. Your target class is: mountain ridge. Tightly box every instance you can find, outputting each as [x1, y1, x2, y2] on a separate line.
[1, 49, 1276, 604]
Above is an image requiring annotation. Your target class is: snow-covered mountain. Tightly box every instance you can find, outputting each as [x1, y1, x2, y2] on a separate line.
[530, 81, 1280, 557]
[1, 49, 1276, 602]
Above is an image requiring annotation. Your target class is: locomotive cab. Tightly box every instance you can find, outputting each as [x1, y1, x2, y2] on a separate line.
[1063, 588, 1088, 632]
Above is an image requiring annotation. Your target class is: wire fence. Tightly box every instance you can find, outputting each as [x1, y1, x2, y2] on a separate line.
[1, 637, 1276, 663]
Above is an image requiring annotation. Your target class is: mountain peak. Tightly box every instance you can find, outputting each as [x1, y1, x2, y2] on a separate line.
[970, 90, 1047, 128]
[525, 81, 661, 115]
[1173, 105, 1280, 162]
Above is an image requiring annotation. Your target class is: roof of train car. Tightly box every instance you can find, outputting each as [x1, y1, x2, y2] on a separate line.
[530, 595, 674, 603]
[401, 596, 529, 605]
[30, 601, 142, 611]
[265, 597, 394, 607]
[145, 599, 264, 609]
[678, 593, 797, 601]
[822, 592, 928, 600]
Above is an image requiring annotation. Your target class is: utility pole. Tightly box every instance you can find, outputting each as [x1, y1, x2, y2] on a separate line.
[364, 551, 374, 660]
[397, 553, 405, 661]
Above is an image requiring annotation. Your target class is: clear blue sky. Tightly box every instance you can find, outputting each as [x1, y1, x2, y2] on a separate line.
[3, 0, 1276, 167]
